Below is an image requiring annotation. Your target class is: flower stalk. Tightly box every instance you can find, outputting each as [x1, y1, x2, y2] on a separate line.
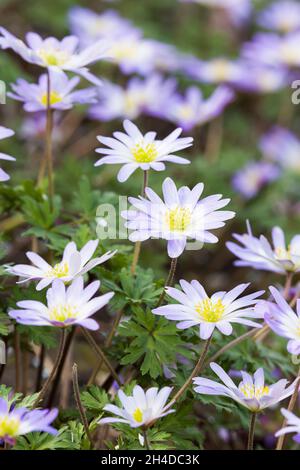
[130, 170, 149, 275]
[247, 412, 257, 450]
[156, 257, 178, 307]
[72, 363, 94, 449]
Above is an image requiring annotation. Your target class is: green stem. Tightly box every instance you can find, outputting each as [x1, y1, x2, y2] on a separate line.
[142, 428, 151, 450]
[130, 170, 149, 275]
[72, 363, 94, 449]
[33, 329, 66, 407]
[156, 257, 178, 307]
[247, 412, 257, 450]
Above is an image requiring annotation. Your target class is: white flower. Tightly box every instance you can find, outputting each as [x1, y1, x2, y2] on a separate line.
[276, 408, 300, 444]
[0, 126, 15, 182]
[6, 240, 116, 290]
[0, 28, 108, 85]
[98, 385, 175, 428]
[95, 120, 192, 182]
[9, 277, 114, 330]
[193, 362, 296, 412]
[256, 286, 300, 355]
[227, 222, 300, 274]
[122, 177, 235, 258]
[153, 281, 264, 339]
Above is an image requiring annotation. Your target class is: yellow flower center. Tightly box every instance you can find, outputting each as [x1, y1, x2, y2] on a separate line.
[48, 303, 78, 323]
[111, 43, 137, 61]
[40, 91, 62, 107]
[280, 43, 299, 65]
[240, 384, 270, 400]
[178, 105, 194, 120]
[210, 59, 233, 81]
[0, 415, 21, 438]
[166, 207, 192, 232]
[46, 262, 69, 278]
[195, 298, 225, 323]
[133, 408, 143, 423]
[37, 48, 69, 66]
[131, 142, 158, 163]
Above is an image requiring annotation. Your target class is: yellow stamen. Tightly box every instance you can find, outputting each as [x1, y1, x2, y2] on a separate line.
[48, 304, 78, 323]
[0, 415, 21, 438]
[210, 59, 233, 81]
[40, 91, 62, 107]
[131, 142, 158, 163]
[46, 262, 69, 278]
[37, 49, 69, 66]
[240, 384, 270, 400]
[195, 298, 225, 323]
[133, 408, 143, 423]
[166, 207, 191, 232]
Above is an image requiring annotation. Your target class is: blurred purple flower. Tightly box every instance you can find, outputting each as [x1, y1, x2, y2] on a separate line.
[8, 70, 97, 112]
[260, 127, 300, 171]
[180, 0, 252, 27]
[232, 161, 280, 199]
[276, 409, 300, 444]
[257, 1, 300, 34]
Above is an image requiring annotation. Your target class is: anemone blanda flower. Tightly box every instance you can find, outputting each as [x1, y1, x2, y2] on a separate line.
[69, 7, 133, 47]
[193, 362, 296, 412]
[256, 286, 300, 355]
[153, 281, 263, 339]
[0, 126, 15, 182]
[0, 28, 107, 85]
[6, 239, 116, 290]
[99, 385, 175, 428]
[260, 127, 300, 172]
[0, 397, 57, 445]
[8, 69, 97, 112]
[232, 161, 280, 199]
[188, 58, 244, 85]
[95, 120, 192, 183]
[164, 85, 234, 132]
[89, 75, 176, 122]
[122, 177, 235, 258]
[257, 1, 300, 34]
[9, 277, 113, 330]
[242, 32, 300, 68]
[276, 409, 300, 443]
[227, 223, 300, 274]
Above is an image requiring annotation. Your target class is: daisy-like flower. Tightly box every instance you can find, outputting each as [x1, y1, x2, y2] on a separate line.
[6, 239, 116, 290]
[257, 1, 300, 34]
[153, 281, 264, 339]
[227, 223, 300, 274]
[98, 385, 175, 429]
[232, 161, 280, 200]
[242, 32, 300, 68]
[256, 286, 300, 355]
[122, 177, 235, 258]
[9, 277, 114, 330]
[165, 85, 234, 132]
[95, 120, 192, 183]
[0, 397, 57, 445]
[260, 127, 300, 172]
[0, 28, 108, 85]
[276, 409, 300, 443]
[193, 362, 296, 412]
[8, 69, 97, 112]
[189, 58, 244, 85]
[0, 126, 15, 182]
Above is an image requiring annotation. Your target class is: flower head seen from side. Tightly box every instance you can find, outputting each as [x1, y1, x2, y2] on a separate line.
[256, 286, 300, 355]
[193, 362, 296, 412]
[0, 126, 15, 182]
[122, 177, 235, 258]
[227, 222, 300, 274]
[0, 28, 108, 85]
[232, 161, 280, 200]
[98, 385, 175, 429]
[165, 85, 234, 132]
[95, 120, 192, 183]
[190, 58, 244, 85]
[6, 239, 116, 290]
[257, 1, 300, 34]
[9, 277, 114, 331]
[0, 397, 58, 445]
[153, 281, 264, 339]
[276, 409, 300, 444]
[8, 69, 97, 112]
[260, 127, 300, 172]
